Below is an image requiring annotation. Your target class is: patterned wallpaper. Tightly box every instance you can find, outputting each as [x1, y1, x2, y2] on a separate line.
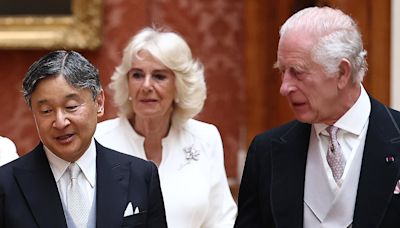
[150, 0, 245, 178]
[0, 0, 245, 179]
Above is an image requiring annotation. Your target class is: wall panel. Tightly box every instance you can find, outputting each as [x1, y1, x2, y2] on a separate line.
[0, 0, 244, 182]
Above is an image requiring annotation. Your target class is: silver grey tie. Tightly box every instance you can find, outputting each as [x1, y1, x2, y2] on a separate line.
[67, 163, 89, 227]
[326, 126, 346, 184]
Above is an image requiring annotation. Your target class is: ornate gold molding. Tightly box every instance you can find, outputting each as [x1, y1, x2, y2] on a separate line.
[0, 0, 102, 50]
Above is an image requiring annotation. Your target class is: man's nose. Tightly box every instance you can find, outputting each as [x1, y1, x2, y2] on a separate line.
[279, 72, 295, 96]
[53, 110, 70, 129]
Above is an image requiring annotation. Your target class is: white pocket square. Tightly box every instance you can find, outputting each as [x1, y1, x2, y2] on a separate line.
[394, 180, 400, 194]
[124, 202, 134, 217]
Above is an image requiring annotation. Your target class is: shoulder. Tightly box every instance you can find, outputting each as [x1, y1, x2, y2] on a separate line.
[0, 136, 18, 166]
[386, 106, 400, 119]
[253, 120, 301, 142]
[0, 144, 42, 179]
[96, 117, 125, 135]
[183, 119, 221, 139]
[370, 96, 400, 118]
[95, 117, 129, 143]
[96, 141, 155, 171]
[0, 136, 16, 151]
[386, 107, 400, 122]
[369, 96, 400, 131]
[248, 120, 308, 155]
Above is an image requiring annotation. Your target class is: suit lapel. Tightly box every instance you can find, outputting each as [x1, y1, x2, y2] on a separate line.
[96, 141, 131, 228]
[13, 144, 67, 228]
[353, 98, 400, 228]
[271, 121, 311, 228]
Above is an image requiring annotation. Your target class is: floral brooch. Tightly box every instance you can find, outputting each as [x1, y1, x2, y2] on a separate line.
[179, 145, 200, 169]
[184, 145, 200, 162]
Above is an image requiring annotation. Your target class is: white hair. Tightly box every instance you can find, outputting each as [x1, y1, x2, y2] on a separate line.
[109, 27, 206, 126]
[280, 6, 368, 83]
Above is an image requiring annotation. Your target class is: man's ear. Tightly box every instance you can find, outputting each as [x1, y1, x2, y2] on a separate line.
[96, 89, 105, 117]
[337, 58, 352, 89]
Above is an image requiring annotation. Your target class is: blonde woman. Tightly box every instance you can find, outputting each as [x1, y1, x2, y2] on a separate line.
[95, 27, 237, 228]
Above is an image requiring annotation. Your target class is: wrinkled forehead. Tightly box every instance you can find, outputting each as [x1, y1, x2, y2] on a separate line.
[278, 30, 317, 55]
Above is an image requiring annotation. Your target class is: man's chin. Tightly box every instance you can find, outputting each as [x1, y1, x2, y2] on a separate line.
[294, 113, 314, 124]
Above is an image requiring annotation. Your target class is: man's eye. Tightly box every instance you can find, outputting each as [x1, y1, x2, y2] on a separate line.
[41, 109, 52, 114]
[290, 68, 302, 77]
[66, 105, 79, 111]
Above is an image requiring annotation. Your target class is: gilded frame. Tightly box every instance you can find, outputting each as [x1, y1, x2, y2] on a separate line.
[0, 0, 102, 50]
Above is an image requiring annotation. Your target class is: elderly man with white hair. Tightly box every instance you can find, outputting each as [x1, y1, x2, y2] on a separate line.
[235, 6, 400, 228]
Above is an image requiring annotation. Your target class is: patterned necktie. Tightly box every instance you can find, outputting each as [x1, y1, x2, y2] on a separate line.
[67, 163, 89, 227]
[326, 126, 346, 185]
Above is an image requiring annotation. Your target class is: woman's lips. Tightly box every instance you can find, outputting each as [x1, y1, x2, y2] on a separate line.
[140, 99, 158, 103]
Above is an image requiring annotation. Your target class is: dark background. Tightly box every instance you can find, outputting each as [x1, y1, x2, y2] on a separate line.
[0, 0, 71, 15]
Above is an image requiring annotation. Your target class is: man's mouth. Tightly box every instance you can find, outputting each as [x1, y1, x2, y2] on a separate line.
[55, 134, 74, 143]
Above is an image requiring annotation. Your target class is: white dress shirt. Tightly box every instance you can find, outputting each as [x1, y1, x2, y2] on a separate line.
[0, 136, 18, 166]
[45, 138, 97, 228]
[313, 85, 371, 191]
[95, 118, 237, 228]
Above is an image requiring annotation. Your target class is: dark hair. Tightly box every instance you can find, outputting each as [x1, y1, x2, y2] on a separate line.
[22, 50, 102, 107]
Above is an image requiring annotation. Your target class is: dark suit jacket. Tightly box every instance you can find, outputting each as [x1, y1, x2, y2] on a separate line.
[234, 97, 400, 228]
[0, 141, 167, 228]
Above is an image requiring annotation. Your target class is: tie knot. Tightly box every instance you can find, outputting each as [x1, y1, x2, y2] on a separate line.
[327, 126, 339, 139]
[68, 163, 81, 180]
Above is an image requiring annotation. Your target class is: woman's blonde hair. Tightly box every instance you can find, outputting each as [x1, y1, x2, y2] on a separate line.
[110, 27, 206, 126]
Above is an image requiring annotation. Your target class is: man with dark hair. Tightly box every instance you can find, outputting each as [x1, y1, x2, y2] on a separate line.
[0, 50, 167, 228]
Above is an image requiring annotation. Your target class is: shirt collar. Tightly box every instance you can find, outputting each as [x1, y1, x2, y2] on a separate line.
[314, 85, 371, 136]
[45, 138, 97, 187]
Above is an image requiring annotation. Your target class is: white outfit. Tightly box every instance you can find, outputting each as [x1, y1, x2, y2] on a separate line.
[0, 136, 18, 166]
[95, 117, 237, 228]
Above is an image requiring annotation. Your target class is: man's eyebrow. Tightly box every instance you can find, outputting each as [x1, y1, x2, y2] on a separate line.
[37, 99, 49, 105]
[36, 93, 80, 104]
[65, 93, 80, 99]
